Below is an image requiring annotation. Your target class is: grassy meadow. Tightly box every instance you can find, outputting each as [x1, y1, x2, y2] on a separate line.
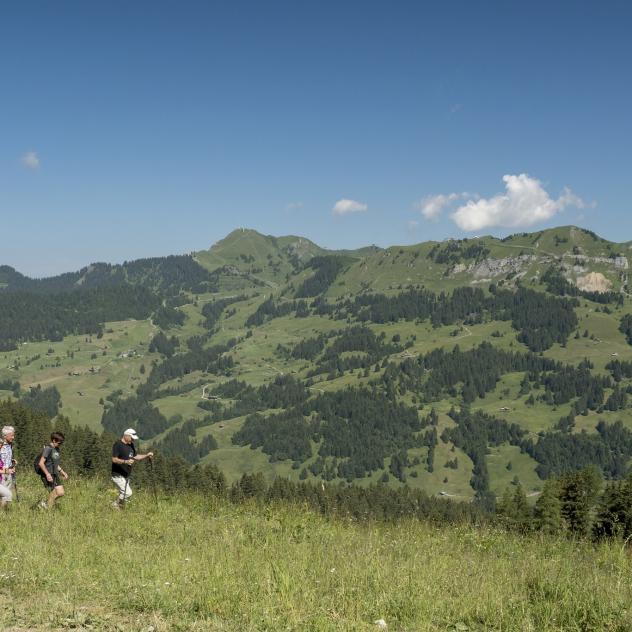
[1, 319, 158, 431]
[1, 476, 632, 631]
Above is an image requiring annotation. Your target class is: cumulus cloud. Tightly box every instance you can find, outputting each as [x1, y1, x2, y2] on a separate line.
[332, 198, 368, 216]
[451, 174, 585, 231]
[418, 193, 467, 220]
[21, 151, 40, 169]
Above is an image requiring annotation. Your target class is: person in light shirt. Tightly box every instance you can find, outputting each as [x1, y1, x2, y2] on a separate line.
[0, 426, 16, 507]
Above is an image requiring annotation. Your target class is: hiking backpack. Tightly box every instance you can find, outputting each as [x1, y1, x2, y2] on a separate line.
[33, 446, 47, 475]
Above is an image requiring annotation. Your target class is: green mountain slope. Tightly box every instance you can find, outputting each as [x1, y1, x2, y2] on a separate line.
[194, 227, 381, 290]
[2, 225, 632, 501]
[329, 225, 630, 297]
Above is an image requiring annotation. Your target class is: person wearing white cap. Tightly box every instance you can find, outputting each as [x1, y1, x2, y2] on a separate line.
[111, 428, 153, 509]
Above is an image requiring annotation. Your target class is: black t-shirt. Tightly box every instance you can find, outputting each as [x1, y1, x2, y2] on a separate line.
[112, 440, 136, 478]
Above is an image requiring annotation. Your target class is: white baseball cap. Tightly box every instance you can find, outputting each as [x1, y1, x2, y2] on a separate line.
[123, 428, 139, 441]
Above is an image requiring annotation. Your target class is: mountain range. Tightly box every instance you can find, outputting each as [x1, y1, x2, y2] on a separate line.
[2, 224, 632, 501]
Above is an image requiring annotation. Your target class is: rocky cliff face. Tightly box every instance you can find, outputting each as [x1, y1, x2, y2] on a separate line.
[576, 272, 613, 293]
[450, 255, 536, 279]
[571, 254, 629, 270]
[469, 255, 536, 279]
[448, 252, 628, 294]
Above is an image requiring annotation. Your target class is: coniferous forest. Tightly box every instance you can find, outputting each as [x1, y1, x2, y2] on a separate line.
[3, 225, 632, 513]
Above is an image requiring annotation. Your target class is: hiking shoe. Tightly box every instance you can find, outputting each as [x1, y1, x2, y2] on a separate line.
[111, 500, 121, 510]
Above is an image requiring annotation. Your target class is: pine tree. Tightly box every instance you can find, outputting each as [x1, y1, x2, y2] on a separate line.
[534, 478, 563, 534]
[497, 483, 532, 532]
[559, 466, 602, 537]
[593, 473, 632, 539]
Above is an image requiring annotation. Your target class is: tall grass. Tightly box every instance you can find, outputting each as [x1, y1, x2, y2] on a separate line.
[1, 475, 631, 630]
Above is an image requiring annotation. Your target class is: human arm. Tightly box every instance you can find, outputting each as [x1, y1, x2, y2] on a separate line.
[58, 465, 69, 480]
[133, 451, 154, 462]
[0, 447, 14, 475]
[39, 454, 53, 483]
[111, 455, 134, 465]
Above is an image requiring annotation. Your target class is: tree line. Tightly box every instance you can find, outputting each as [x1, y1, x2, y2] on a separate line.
[0, 255, 216, 296]
[13, 394, 632, 543]
[427, 239, 490, 265]
[1, 398, 486, 526]
[294, 255, 352, 298]
[498, 466, 632, 542]
[232, 383, 423, 480]
[245, 285, 579, 352]
[0, 286, 161, 350]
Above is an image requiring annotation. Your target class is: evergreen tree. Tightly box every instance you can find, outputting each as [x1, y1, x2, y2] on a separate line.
[497, 483, 532, 532]
[534, 478, 564, 534]
[593, 473, 632, 539]
[558, 467, 602, 537]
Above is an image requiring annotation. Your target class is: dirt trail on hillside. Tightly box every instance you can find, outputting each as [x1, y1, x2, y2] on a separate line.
[22, 375, 66, 388]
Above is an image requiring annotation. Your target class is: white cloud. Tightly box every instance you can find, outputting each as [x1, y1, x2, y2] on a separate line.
[332, 198, 368, 216]
[418, 193, 465, 220]
[407, 220, 419, 231]
[21, 151, 40, 169]
[451, 174, 585, 231]
[285, 201, 304, 212]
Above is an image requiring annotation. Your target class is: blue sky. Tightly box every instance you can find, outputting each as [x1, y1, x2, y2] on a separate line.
[2, 1, 631, 276]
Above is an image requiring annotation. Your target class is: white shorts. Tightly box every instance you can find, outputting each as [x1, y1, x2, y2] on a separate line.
[0, 484, 12, 503]
[112, 475, 133, 502]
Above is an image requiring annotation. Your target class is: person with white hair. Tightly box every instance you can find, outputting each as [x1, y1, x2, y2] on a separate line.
[111, 428, 153, 509]
[0, 426, 16, 507]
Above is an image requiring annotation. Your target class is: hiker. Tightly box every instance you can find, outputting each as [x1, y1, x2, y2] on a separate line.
[38, 431, 69, 509]
[0, 426, 16, 507]
[111, 428, 153, 509]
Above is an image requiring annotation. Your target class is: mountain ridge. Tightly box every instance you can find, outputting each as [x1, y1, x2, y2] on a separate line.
[3, 223, 632, 501]
[2, 224, 628, 294]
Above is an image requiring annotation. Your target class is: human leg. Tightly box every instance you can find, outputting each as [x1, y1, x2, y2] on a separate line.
[111, 475, 132, 507]
[47, 484, 65, 508]
[38, 475, 58, 509]
[0, 483, 12, 508]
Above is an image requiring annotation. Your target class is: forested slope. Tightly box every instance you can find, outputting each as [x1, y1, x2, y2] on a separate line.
[3, 225, 632, 500]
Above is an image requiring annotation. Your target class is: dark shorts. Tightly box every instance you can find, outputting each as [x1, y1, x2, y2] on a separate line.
[40, 474, 60, 490]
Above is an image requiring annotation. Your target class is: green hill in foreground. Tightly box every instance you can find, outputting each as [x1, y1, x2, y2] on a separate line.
[1, 476, 631, 631]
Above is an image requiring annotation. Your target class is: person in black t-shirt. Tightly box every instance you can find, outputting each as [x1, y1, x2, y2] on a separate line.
[38, 431, 69, 509]
[111, 428, 153, 509]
